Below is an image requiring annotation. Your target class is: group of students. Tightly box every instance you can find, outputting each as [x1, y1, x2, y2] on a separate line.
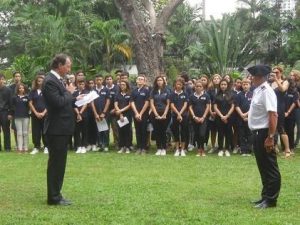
[1, 67, 300, 157]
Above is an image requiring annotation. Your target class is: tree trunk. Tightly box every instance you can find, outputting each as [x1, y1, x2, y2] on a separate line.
[114, 0, 183, 84]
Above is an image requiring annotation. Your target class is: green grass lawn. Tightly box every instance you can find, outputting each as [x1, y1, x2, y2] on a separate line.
[0, 150, 299, 225]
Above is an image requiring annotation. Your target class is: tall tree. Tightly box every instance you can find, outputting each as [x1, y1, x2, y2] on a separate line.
[114, 0, 183, 82]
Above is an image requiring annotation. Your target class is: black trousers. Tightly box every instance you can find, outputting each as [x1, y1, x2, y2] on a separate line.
[134, 115, 148, 150]
[0, 111, 11, 151]
[87, 111, 97, 145]
[74, 118, 88, 148]
[216, 117, 232, 150]
[238, 122, 252, 154]
[118, 118, 132, 148]
[47, 134, 69, 203]
[31, 115, 47, 148]
[252, 128, 281, 203]
[193, 120, 207, 149]
[171, 115, 188, 143]
[152, 113, 170, 149]
[285, 117, 295, 149]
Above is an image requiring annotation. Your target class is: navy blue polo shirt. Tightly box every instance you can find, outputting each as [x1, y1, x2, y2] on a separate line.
[131, 86, 150, 111]
[106, 84, 118, 111]
[170, 90, 188, 116]
[189, 92, 210, 117]
[115, 92, 131, 116]
[285, 90, 299, 119]
[150, 88, 170, 113]
[28, 89, 46, 113]
[214, 92, 234, 115]
[12, 95, 30, 118]
[94, 86, 110, 113]
[236, 91, 253, 113]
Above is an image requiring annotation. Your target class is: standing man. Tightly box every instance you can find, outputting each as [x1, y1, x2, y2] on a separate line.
[0, 73, 13, 152]
[42, 53, 79, 206]
[248, 65, 281, 209]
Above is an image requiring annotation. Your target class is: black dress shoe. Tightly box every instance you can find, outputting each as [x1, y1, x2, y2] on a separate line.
[48, 198, 72, 206]
[254, 200, 276, 209]
[251, 199, 264, 205]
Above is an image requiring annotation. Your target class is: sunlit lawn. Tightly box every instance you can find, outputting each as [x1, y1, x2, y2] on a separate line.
[0, 146, 299, 225]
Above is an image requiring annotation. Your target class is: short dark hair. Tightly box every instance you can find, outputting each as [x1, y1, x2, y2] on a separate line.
[121, 71, 129, 77]
[105, 75, 113, 80]
[13, 71, 21, 77]
[51, 53, 70, 69]
[115, 69, 123, 74]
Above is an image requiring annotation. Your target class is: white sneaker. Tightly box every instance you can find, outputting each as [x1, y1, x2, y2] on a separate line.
[181, 150, 186, 157]
[208, 147, 216, 154]
[86, 145, 92, 151]
[155, 149, 162, 156]
[241, 153, 247, 157]
[43, 147, 48, 154]
[76, 147, 82, 154]
[125, 148, 130, 154]
[104, 147, 109, 152]
[30, 148, 39, 155]
[161, 149, 166, 156]
[225, 150, 231, 157]
[118, 148, 124, 153]
[174, 149, 180, 156]
[188, 144, 194, 151]
[218, 151, 224, 157]
[81, 147, 87, 154]
[92, 145, 98, 152]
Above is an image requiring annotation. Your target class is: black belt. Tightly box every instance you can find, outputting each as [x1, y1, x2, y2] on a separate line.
[252, 128, 268, 134]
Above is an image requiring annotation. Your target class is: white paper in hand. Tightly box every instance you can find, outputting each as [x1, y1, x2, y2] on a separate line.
[96, 119, 109, 132]
[117, 116, 129, 127]
[75, 91, 99, 107]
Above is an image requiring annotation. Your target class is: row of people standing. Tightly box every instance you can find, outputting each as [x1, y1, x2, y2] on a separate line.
[0, 72, 47, 153]
[1, 67, 300, 157]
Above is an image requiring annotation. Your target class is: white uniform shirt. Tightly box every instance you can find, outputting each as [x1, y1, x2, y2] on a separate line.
[248, 81, 277, 130]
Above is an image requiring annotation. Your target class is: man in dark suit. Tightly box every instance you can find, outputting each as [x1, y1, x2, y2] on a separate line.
[42, 53, 79, 206]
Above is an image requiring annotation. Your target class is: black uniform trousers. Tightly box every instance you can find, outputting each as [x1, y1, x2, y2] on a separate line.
[171, 115, 188, 143]
[47, 134, 69, 203]
[152, 113, 171, 149]
[74, 118, 88, 148]
[31, 114, 47, 149]
[193, 120, 207, 149]
[134, 114, 148, 150]
[238, 121, 252, 154]
[0, 111, 11, 151]
[252, 128, 281, 203]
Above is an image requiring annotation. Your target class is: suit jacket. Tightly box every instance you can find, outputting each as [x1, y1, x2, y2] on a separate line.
[42, 72, 75, 135]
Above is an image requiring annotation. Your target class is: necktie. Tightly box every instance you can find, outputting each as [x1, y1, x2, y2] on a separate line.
[59, 78, 65, 88]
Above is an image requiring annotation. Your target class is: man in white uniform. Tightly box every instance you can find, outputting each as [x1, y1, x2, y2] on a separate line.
[248, 65, 281, 209]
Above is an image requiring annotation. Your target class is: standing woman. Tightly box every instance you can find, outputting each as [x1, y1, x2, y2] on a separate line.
[115, 81, 132, 153]
[271, 66, 291, 157]
[290, 70, 300, 147]
[12, 83, 30, 153]
[189, 81, 210, 156]
[150, 76, 170, 156]
[207, 74, 221, 153]
[214, 79, 235, 157]
[170, 78, 189, 156]
[131, 74, 150, 155]
[284, 78, 299, 154]
[29, 75, 48, 154]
